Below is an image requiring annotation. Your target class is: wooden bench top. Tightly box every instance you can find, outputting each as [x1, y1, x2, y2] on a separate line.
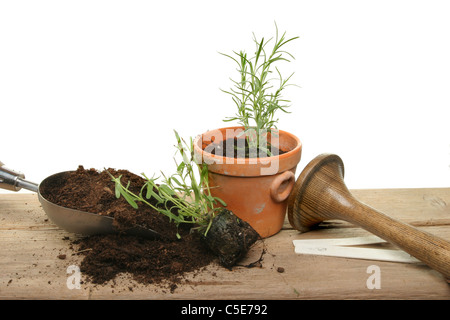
[1, 188, 449, 300]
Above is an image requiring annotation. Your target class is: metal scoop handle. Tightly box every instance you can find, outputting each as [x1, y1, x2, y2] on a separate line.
[0, 162, 38, 192]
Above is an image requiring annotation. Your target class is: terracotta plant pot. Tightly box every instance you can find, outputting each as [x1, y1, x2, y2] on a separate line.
[194, 126, 302, 238]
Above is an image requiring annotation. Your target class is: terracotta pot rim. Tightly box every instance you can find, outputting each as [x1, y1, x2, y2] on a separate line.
[193, 126, 302, 176]
[194, 126, 301, 159]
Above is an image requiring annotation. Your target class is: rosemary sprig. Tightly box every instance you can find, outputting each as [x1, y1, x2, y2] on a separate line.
[109, 130, 226, 239]
[220, 23, 299, 156]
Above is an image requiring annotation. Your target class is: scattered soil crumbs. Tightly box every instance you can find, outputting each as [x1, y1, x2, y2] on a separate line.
[40, 166, 216, 289]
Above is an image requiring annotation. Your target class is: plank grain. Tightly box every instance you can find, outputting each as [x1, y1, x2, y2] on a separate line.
[0, 189, 449, 300]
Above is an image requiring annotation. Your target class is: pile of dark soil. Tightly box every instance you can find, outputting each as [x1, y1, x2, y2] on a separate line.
[73, 232, 215, 290]
[41, 166, 216, 288]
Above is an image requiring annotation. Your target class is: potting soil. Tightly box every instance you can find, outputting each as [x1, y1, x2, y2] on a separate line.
[41, 166, 216, 288]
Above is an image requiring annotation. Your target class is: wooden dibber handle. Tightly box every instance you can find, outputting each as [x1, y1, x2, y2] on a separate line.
[288, 154, 450, 281]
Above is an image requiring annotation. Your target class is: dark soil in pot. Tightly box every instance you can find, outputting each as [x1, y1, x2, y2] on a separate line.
[206, 137, 287, 158]
[41, 166, 260, 288]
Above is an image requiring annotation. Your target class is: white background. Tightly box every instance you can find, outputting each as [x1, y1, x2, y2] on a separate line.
[1, 0, 449, 193]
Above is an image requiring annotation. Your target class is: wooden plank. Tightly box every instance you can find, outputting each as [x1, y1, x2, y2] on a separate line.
[351, 188, 450, 222]
[0, 189, 449, 300]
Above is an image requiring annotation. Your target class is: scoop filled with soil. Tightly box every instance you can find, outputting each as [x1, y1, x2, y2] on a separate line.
[0, 164, 159, 238]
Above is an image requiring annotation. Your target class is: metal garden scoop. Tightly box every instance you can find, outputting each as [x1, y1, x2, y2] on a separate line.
[0, 162, 159, 238]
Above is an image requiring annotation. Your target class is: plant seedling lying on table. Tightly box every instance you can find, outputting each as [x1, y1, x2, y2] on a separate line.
[110, 130, 260, 268]
[110, 130, 223, 239]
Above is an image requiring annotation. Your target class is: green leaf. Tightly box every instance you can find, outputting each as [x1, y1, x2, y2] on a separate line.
[121, 190, 138, 209]
[215, 197, 227, 207]
[114, 177, 122, 199]
[177, 161, 186, 173]
[145, 182, 152, 199]
[148, 188, 164, 203]
[170, 176, 184, 187]
[159, 184, 175, 196]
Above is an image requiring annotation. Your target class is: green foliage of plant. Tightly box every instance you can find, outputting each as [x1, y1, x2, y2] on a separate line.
[221, 23, 299, 155]
[109, 130, 226, 239]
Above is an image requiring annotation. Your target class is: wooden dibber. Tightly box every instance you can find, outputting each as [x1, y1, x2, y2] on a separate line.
[287, 154, 450, 281]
